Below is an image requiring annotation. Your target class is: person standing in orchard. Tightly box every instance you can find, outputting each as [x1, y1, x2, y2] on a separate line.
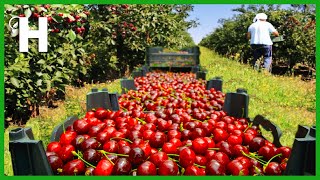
[247, 13, 279, 72]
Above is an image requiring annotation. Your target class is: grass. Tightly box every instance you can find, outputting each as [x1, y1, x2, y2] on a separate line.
[4, 47, 316, 175]
[200, 46, 315, 146]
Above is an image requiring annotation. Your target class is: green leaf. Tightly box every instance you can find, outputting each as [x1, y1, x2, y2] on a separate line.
[10, 77, 20, 88]
[45, 80, 51, 91]
[57, 59, 64, 66]
[67, 14, 75, 21]
[5, 5, 18, 12]
[24, 8, 32, 18]
[36, 72, 43, 77]
[52, 15, 63, 23]
[67, 30, 77, 41]
[56, 71, 62, 77]
[57, 47, 64, 54]
[78, 12, 87, 19]
[37, 59, 46, 64]
[46, 65, 53, 72]
[81, 67, 87, 74]
[36, 79, 42, 86]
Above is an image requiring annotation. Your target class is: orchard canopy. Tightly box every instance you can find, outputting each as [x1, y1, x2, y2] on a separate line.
[200, 4, 315, 69]
[4, 4, 197, 126]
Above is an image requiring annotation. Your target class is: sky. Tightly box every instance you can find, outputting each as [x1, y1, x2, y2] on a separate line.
[187, 4, 291, 44]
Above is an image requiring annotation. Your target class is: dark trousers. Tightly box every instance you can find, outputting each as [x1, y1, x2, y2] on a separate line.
[251, 44, 272, 71]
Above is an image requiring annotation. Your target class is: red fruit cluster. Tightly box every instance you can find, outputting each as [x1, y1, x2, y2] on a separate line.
[46, 72, 291, 176]
[105, 4, 137, 39]
[17, 5, 90, 35]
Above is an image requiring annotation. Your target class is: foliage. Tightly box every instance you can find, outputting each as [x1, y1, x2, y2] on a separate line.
[4, 4, 196, 126]
[4, 4, 91, 126]
[199, 4, 316, 70]
[86, 4, 196, 79]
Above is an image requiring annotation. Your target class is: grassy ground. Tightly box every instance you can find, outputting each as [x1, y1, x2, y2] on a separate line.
[200, 46, 315, 146]
[4, 47, 315, 175]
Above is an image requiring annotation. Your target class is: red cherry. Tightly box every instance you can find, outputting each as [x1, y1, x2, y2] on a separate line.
[243, 132, 255, 145]
[59, 131, 77, 146]
[264, 162, 282, 175]
[85, 111, 95, 118]
[47, 142, 62, 154]
[179, 148, 196, 168]
[149, 151, 168, 167]
[227, 135, 243, 146]
[112, 158, 132, 175]
[169, 138, 182, 147]
[213, 128, 229, 142]
[195, 155, 207, 166]
[149, 131, 167, 148]
[235, 156, 252, 169]
[258, 145, 276, 160]
[73, 119, 90, 134]
[184, 165, 201, 176]
[162, 142, 178, 154]
[137, 161, 157, 175]
[158, 160, 179, 175]
[227, 159, 249, 176]
[233, 144, 249, 157]
[192, 137, 208, 154]
[83, 149, 101, 165]
[249, 137, 265, 152]
[206, 159, 226, 175]
[212, 151, 230, 167]
[93, 159, 114, 175]
[275, 146, 292, 160]
[62, 159, 85, 175]
[129, 147, 145, 166]
[47, 155, 63, 174]
[103, 140, 118, 153]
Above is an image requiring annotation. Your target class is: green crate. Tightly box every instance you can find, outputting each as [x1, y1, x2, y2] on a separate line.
[146, 46, 200, 68]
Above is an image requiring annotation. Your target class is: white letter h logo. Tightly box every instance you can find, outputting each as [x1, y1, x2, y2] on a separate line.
[19, 17, 48, 52]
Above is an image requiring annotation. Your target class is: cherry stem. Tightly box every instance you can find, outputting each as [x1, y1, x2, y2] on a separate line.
[243, 122, 252, 133]
[248, 152, 267, 163]
[194, 163, 206, 169]
[191, 118, 203, 123]
[167, 154, 180, 157]
[98, 150, 116, 165]
[180, 168, 185, 176]
[109, 137, 133, 143]
[99, 150, 129, 158]
[241, 151, 267, 165]
[168, 157, 183, 169]
[265, 153, 283, 167]
[72, 151, 96, 168]
[208, 148, 220, 150]
[136, 117, 147, 125]
[180, 123, 184, 132]
[57, 168, 63, 174]
[129, 168, 137, 174]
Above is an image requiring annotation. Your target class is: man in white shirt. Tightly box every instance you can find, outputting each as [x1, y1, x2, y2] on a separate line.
[247, 13, 279, 72]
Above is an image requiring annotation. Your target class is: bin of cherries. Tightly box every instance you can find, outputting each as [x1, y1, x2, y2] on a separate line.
[46, 72, 291, 176]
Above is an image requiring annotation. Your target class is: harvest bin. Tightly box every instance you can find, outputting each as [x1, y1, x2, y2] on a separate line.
[146, 46, 200, 72]
[10, 117, 313, 175]
[8, 88, 315, 175]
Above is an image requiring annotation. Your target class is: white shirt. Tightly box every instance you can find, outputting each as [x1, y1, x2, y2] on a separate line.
[248, 21, 277, 45]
